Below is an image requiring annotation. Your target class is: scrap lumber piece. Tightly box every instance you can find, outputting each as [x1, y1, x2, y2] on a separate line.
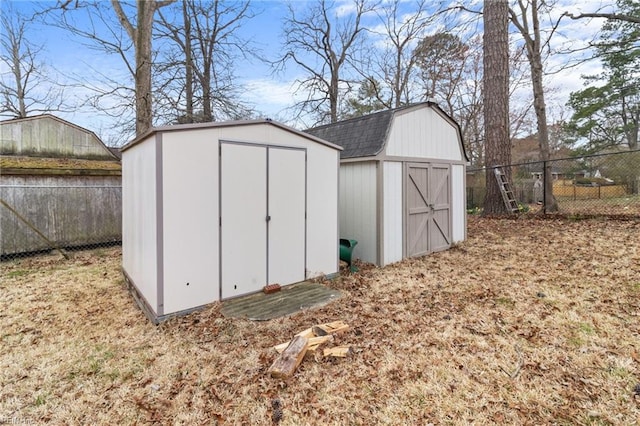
[307, 335, 334, 354]
[295, 328, 315, 339]
[268, 335, 309, 379]
[274, 335, 333, 354]
[323, 345, 353, 358]
[312, 320, 350, 336]
[273, 341, 288, 353]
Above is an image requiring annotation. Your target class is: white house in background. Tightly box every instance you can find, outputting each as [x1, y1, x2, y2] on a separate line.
[120, 119, 342, 323]
[307, 102, 469, 266]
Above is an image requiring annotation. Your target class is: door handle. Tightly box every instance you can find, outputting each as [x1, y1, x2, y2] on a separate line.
[266, 215, 271, 222]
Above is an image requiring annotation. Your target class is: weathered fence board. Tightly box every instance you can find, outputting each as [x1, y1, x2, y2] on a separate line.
[553, 183, 627, 199]
[1, 175, 121, 257]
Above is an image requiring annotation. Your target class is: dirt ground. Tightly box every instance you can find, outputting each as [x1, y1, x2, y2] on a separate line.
[1, 217, 639, 425]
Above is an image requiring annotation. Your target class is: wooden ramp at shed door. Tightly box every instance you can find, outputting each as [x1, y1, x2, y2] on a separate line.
[220, 143, 306, 299]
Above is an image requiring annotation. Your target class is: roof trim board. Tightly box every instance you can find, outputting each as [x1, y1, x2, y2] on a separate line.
[120, 119, 344, 153]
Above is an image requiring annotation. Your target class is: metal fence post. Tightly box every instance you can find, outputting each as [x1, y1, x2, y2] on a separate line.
[542, 160, 547, 214]
[465, 149, 639, 218]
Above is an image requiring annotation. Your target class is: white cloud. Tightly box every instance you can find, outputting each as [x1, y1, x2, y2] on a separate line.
[241, 77, 311, 124]
[243, 78, 297, 108]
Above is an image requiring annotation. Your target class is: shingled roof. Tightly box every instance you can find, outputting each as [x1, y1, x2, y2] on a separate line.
[306, 102, 457, 159]
[306, 109, 395, 159]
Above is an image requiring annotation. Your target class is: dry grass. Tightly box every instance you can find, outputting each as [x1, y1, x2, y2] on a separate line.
[1, 217, 639, 425]
[0, 155, 121, 171]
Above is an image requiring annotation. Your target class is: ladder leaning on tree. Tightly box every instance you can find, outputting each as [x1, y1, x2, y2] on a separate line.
[493, 167, 520, 214]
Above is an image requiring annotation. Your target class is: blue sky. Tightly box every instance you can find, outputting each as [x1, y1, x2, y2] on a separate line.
[1, 0, 615, 145]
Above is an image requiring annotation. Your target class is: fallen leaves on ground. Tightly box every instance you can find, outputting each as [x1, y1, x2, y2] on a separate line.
[1, 217, 639, 425]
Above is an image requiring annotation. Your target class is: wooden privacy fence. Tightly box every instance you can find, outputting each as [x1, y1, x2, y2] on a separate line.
[0, 175, 121, 258]
[553, 182, 627, 199]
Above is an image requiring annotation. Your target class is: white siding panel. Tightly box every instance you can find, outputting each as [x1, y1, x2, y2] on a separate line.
[268, 148, 306, 286]
[305, 146, 340, 277]
[122, 136, 158, 312]
[386, 108, 462, 161]
[162, 130, 219, 314]
[451, 164, 466, 243]
[339, 162, 377, 265]
[383, 161, 403, 265]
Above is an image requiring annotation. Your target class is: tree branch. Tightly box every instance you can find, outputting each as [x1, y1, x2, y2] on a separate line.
[110, 0, 135, 40]
[563, 12, 640, 24]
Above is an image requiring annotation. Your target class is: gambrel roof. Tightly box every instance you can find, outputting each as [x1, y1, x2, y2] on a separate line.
[306, 109, 394, 159]
[306, 102, 468, 162]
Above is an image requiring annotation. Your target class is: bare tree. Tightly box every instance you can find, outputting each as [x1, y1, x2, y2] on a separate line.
[44, 1, 173, 139]
[276, 0, 372, 124]
[453, 37, 485, 166]
[414, 32, 486, 164]
[111, 0, 174, 135]
[0, 6, 67, 118]
[156, 1, 256, 123]
[483, 0, 512, 215]
[365, 0, 431, 108]
[509, 0, 561, 212]
[44, 2, 137, 144]
[154, 1, 196, 123]
[416, 33, 469, 109]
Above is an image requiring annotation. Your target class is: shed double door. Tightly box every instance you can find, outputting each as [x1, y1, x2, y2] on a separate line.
[405, 163, 451, 257]
[220, 143, 306, 299]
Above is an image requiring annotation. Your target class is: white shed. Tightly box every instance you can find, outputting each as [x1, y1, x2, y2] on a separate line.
[307, 102, 468, 266]
[121, 119, 342, 323]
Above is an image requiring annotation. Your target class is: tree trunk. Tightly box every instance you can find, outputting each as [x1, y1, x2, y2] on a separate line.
[135, 0, 155, 135]
[8, 20, 26, 117]
[183, 0, 194, 123]
[330, 71, 339, 123]
[525, 0, 557, 213]
[13, 45, 27, 118]
[482, 0, 512, 215]
[202, 62, 212, 121]
[112, 0, 174, 135]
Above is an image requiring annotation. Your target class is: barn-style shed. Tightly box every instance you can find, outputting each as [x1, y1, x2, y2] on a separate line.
[121, 119, 342, 323]
[307, 102, 468, 266]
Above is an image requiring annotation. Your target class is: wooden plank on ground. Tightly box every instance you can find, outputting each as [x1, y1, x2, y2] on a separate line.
[306, 335, 334, 354]
[268, 335, 309, 379]
[295, 328, 315, 338]
[274, 335, 333, 354]
[323, 345, 353, 358]
[312, 320, 349, 336]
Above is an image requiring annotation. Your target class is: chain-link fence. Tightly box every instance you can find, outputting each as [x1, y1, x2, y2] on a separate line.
[1, 184, 121, 261]
[467, 149, 640, 217]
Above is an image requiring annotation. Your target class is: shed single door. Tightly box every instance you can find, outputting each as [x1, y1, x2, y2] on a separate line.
[268, 148, 306, 286]
[220, 143, 268, 298]
[220, 142, 306, 299]
[405, 163, 451, 257]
